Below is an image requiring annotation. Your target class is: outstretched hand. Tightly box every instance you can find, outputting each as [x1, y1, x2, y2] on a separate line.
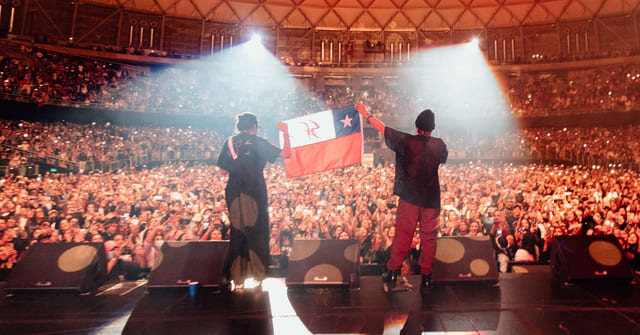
[356, 101, 385, 134]
[277, 121, 289, 135]
[354, 102, 370, 118]
[278, 121, 292, 159]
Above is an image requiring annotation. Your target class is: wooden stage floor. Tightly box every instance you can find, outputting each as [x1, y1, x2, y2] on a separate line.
[1, 266, 639, 335]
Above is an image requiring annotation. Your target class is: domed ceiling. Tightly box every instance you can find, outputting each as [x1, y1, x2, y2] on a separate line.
[87, 0, 638, 31]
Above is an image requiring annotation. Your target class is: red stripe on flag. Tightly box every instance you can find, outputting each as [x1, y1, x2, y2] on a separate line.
[283, 132, 362, 178]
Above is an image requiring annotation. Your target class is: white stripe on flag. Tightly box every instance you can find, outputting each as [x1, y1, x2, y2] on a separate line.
[280, 110, 336, 149]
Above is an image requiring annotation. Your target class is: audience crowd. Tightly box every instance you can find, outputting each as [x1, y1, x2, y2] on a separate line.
[3, 44, 640, 118]
[1, 43, 640, 281]
[0, 120, 222, 170]
[507, 63, 640, 116]
[1, 45, 130, 107]
[0, 160, 639, 279]
[3, 118, 640, 175]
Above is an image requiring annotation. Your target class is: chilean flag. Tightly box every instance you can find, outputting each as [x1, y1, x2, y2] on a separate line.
[280, 105, 363, 178]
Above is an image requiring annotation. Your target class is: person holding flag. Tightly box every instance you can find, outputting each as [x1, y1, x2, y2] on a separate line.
[217, 113, 291, 290]
[355, 103, 448, 292]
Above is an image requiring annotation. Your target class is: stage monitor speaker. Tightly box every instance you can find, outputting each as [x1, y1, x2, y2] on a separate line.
[432, 236, 499, 283]
[6, 242, 107, 292]
[551, 235, 632, 282]
[148, 241, 229, 289]
[286, 239, 359, 286]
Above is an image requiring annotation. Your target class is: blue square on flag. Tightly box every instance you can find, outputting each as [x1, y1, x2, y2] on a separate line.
[333, 106, 361, 138]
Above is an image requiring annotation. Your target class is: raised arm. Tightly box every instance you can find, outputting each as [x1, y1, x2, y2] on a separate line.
[355, 103, 385, 134]
[278, 121, 292, 159]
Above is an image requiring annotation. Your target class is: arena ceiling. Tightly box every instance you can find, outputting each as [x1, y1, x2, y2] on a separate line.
[89, 0, 639, 31]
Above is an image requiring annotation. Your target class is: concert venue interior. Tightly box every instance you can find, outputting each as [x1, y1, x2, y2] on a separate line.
[2, 0, 640, 334]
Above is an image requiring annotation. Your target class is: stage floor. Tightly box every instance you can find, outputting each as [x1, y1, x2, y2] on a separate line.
[1, 266, 640, 335]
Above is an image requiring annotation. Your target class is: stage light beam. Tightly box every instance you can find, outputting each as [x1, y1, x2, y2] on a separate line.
[250, 33, 262, 45]
[137, 29, 327, 139]
[400, 41, 514, 140]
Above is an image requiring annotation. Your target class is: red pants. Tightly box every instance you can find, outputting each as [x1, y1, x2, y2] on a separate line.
[387, 199, 440, 275]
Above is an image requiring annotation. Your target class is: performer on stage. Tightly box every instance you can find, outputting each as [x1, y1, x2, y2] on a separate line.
[217, 113, 290, 290]
[355, 103, 448, 291]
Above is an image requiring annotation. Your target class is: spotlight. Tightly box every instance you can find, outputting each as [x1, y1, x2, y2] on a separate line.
[470, 37, 479, 46]
[250, 34, 262, 45]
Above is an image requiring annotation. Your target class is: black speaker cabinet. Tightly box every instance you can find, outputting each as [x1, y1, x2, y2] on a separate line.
[551, 235, 632, 282]
[6, 242, 107, 292]
[148, 241, 229, 289]
[432, 236, 499, 283]
[286, 239, 359, 286]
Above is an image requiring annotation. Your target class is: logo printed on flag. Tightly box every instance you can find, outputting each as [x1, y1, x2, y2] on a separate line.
[300, 120, 321, 140]
[280, 106, 363, 178]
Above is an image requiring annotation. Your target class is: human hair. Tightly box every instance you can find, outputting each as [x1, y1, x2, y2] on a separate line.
[415, 109, 435, 132]
[236, 113, 258, 132]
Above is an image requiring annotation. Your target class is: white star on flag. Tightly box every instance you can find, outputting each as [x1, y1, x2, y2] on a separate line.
[340, 114, 353, 128]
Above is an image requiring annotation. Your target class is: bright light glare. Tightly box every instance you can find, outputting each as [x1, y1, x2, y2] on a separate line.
[471, 37, 479, 46]
[262, 278, 312, 335]
[140, 32, 327, 135]
[401, 42, 514, 139]
[243, 277, 261, 289]
[250, 33, 262, 45]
